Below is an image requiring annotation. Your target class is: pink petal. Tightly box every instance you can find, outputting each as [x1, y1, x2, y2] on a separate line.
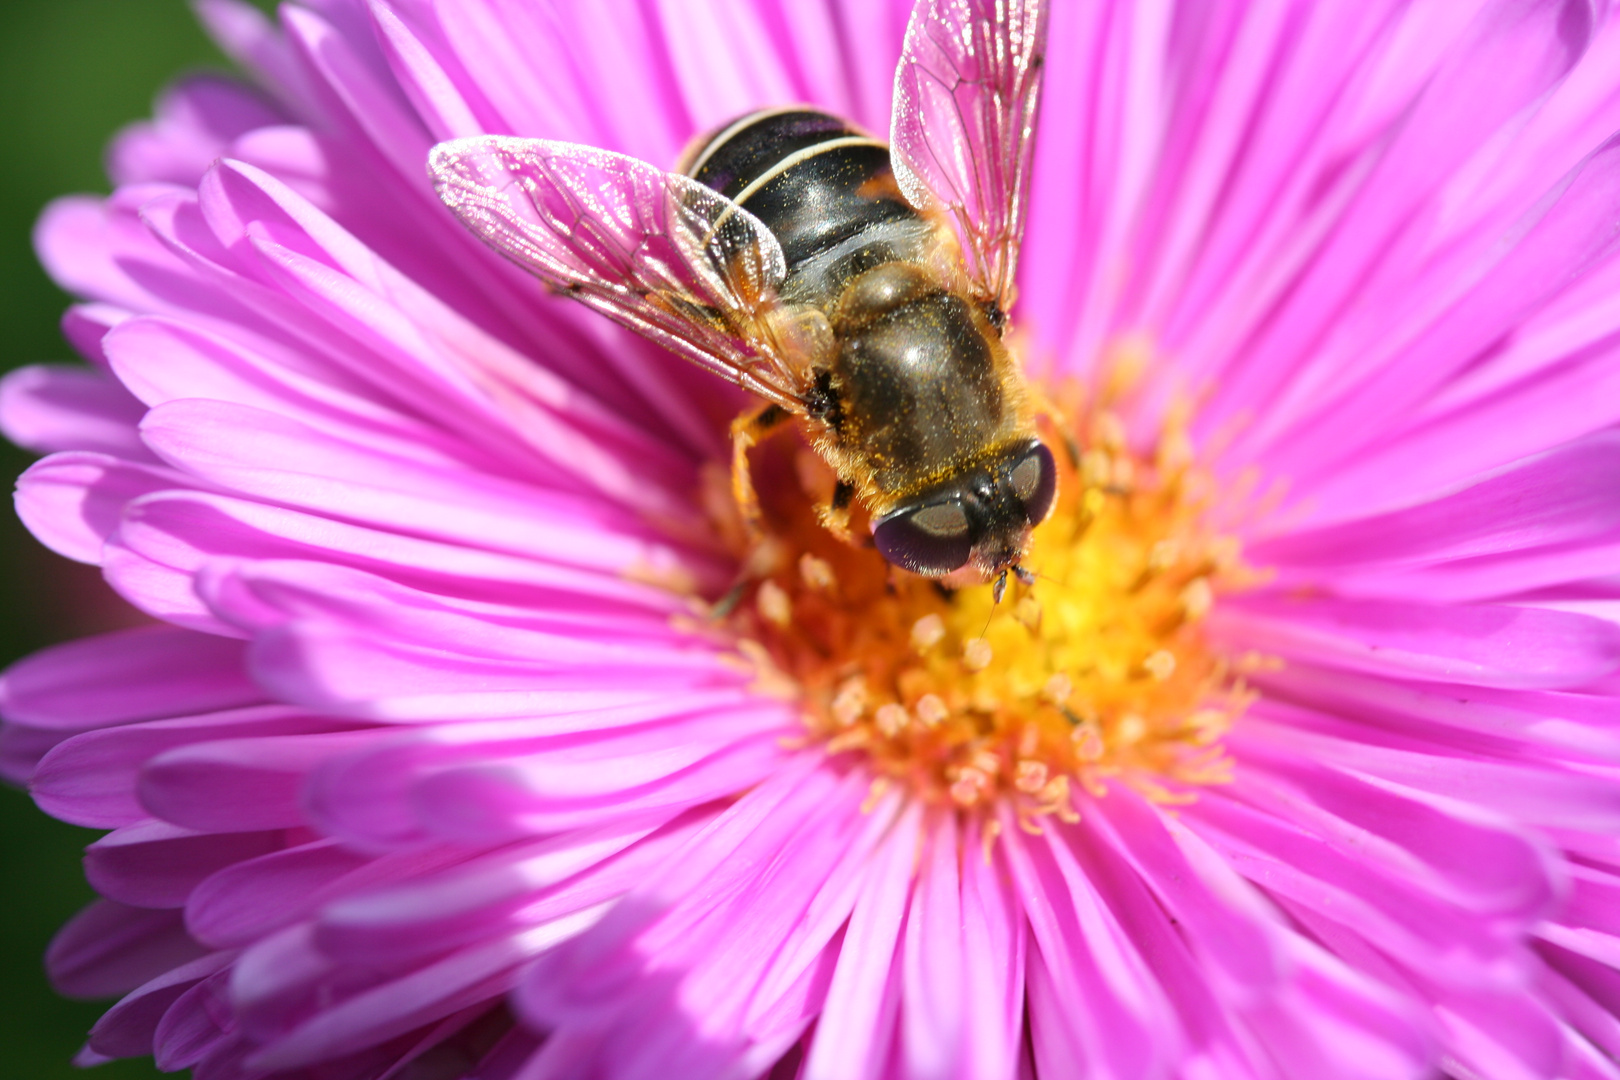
[433, 0, 694, 166]
[46, 900, 206, 1000]
[802, 804, 919, 1080]
[1202, 0, 1602, 454]
[367, 2, 490, 141]
[219, 122, 709, 448]
[654, 0, 802, 136]
[0, 720, 76, 785]
[1005, 819, 1179, 1080]
[1253, 433, 1620, 563]
[108, 73, 283, 188]
[519, 757, 840, 1025]
[33, 706, 339, 828]
[1188, 781, 1551, 990]
[184, 841, 433, 950]
[138, 728, 384, 831]
[0, 364, 150, 458]
[1427, 987, 1567, 1080]
[409, 731, 788, 839]
[100, 542, 240, 635]
[304, 695, 761, 845]
[248, 910, 604, 1071]
[151, 967, 236, 1071]
[1089, 791, 1284, 999]
[899, 814, 964, 1079]
[1236, 705, 1620, 832]
[14, 451, 189, 564]
[84, 819, 283, 909]
[1257, 126, 1620, 481]
[60, 301, 130, 370]
[312, 814, 697, 965]
[521, 765, 886, 1080]
[1217, 596, 1620, 690]
[193, 0, 313, 117]
[34, 194, 169, 311]
[0, 625, 261, 730]
[138, 398, 709, 578]
[956, 816, 1028, 1080]
[115, 489, 680, 614]
[1234, 745, 1561, 925]
[86, 951, 232, 1059]
[189, 562, 744, 720]
[279, 3, 434, 186]
[105, 313, 445, 445]
[1258, 662, 1620, 760]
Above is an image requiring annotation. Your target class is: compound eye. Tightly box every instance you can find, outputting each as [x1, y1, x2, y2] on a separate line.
[873, 500, 974, 576]
[1009, 441, 1058, 526]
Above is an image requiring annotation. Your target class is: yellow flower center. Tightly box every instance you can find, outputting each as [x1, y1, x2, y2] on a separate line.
[695, 379, 1261, 821]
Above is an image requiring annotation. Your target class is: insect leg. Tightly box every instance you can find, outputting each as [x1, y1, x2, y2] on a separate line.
[730, 403, 791, 537]
[816, 480, 857, 544]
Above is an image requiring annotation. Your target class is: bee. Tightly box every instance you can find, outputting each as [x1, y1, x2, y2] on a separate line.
[430, 0, 1052, 601]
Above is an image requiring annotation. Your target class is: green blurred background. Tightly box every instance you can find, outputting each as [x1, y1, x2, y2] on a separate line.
[0, 3, 263, 1076]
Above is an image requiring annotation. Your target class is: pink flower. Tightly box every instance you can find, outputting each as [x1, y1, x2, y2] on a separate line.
[8, 0, 1620, 1077]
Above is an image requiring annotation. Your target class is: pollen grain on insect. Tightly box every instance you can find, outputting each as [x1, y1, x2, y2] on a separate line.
[694, 375, 1265, 820]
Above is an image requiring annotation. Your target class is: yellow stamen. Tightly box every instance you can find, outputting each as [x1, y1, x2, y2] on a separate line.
[911, 614, 946, 652]
[915, 693, 950, 727]
[962, 638, 994, 672]
[756, 580, 792, 627]
[799, 553, 836, 591]
[698, 377, 1263, 816]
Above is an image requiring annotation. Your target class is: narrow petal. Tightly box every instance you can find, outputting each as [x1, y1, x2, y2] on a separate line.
[33, 707, 341, 828]
[138, 729, 384, 831]
[1217, 596, 1620, 690]
[138, 398, 709, 578]
[1257, 127, 1620, 479]
[803, 803, 919, 1080]
[114, 489, 680, 614]
[311, 814, 698, 964]
[1252, 433, 1620, 563]
[0, 364, 150, 458]
[900, 814, 964, 1080]
[185, 841, 415, 950]
[0, 626, 261, 731]
[248, 910, 605, 1071]
[86, 952, 233, 1060]
[14, 451, 189, 564]
[1005, 816, 1179, 1080]
[46, 901, 205, 1000]
[108, 73, 283, 187]
[84, 819, 283, 909]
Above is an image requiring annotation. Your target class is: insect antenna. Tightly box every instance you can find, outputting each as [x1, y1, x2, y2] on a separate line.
[978, 578, 1007, 640]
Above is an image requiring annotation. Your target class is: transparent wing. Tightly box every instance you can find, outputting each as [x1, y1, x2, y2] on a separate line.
[429, 135, 806, 411]
[890, 0, 1049, 308]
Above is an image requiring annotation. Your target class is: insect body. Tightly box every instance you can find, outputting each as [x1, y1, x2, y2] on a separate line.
[681, 108, 1055, 587]
[430, 0, 1051, 597]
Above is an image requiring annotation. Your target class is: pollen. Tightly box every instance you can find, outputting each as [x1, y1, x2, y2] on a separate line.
[699, 387, 1261, 819]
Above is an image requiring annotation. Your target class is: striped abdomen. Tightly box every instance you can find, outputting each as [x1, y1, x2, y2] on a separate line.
[681, 108, 933, 309]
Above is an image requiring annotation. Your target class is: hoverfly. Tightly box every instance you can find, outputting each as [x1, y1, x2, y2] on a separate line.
[430, 0, 1052, 601]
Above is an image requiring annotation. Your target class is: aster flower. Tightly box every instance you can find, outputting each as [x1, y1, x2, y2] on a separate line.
[8, 0, 1620, 1077]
